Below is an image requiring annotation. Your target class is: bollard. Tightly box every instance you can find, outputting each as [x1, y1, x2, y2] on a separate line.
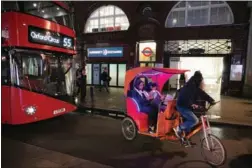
[90, 86, 94, 115]
[90, 86, 94, 102]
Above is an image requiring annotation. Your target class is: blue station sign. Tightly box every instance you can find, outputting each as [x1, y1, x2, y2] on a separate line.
[87, 47, 123, 57]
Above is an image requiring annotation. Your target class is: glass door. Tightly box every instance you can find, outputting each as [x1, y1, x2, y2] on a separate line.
[179, 57, 223, 99]
[93, 64, 100, 85]
[86, 64, 92, 84]
[118, 64, 126, 87]
[101, 64, 108, 73]
[109, 64, 117, 86]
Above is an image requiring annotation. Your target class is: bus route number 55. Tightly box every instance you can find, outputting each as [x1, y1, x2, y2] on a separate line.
[63, 38, 72, 48]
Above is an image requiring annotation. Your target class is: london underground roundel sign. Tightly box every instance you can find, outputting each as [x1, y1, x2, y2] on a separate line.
[142, 47, 153, 57]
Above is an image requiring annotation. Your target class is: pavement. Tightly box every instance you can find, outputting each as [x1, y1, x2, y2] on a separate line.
[2, 113, 252, 168]
[80, 87, 252, 127]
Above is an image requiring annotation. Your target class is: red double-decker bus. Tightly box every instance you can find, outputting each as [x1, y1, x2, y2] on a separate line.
[1, 1, 77, 124]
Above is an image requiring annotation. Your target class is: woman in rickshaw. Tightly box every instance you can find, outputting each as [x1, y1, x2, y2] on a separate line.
[174, 71, 215, 140]
[132, 79, 159, 133]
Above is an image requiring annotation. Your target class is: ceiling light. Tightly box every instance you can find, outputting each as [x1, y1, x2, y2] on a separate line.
[172, 19, 177, 24]
[42, 10, 45, 13]
[33, 3, 37, 7]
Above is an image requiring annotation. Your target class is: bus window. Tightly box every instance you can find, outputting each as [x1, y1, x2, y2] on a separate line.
[1, 1, 19, 12]
[10, 51, 74, 96]
[20, 1, 73, 29]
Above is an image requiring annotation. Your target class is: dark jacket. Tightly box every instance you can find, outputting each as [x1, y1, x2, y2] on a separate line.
[132, 89, 154, 113]
[76, 68, 86, 85]
[177, 77, 214, 109]
[101, 71, 111, 82]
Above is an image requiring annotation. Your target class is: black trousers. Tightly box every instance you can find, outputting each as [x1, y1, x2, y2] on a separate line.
[145, 105, 159, 129]
[99, 80, 109, 92]
[75, 83, 86, 101]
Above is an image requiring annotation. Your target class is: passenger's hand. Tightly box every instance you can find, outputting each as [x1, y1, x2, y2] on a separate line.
[192, 104, 199, 109]
[148, 95, 153, 100]
[161, 95, 165, 100]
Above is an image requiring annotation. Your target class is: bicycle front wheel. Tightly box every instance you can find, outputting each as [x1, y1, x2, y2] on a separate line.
[201, 134, 226, 166]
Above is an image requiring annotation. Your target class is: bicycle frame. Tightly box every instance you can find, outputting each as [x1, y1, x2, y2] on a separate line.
[182, 114, 211, 139]
[201, 115, 212, 150]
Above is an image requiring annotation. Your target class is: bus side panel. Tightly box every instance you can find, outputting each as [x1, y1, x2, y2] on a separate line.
[1, 86, 12, 124]
[10, 87, 76, 125]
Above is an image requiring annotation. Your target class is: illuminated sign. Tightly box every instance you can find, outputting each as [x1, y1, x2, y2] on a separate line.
[87, 47, 123, 57]
[230, 65, 243, 81]
[142, 47, 153, 57]
[28, 26, 74, 49]
[139, 42, 156, 62]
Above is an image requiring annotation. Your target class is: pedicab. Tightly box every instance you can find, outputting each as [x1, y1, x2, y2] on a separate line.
[121, 67, 226, 166]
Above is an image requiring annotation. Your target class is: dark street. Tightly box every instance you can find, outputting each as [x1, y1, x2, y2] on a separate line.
[2, 112, 252, 168]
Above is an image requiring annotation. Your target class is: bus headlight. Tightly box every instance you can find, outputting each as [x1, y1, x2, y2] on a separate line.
[25, 106, 37, 115]
[74, 97, 79, 104]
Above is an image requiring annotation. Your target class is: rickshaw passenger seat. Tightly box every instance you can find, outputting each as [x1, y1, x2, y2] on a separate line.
[127, 97, 140, 112]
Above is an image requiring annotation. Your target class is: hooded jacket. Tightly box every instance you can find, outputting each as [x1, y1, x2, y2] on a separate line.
[177, 72, 214, 109]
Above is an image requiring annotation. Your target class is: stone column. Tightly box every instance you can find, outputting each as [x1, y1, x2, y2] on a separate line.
[243, 2, 252, 98]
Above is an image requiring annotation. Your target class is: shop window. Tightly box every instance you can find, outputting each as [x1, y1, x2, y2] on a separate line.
[84, 5, 130, 33]
[164, 39, 232, 54]
[165, 1, 234, 27]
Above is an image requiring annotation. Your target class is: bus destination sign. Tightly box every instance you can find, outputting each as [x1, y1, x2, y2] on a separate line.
[28, 26, 74, 49]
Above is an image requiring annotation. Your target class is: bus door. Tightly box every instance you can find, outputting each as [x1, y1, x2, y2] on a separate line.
[1, 50, 11, 123]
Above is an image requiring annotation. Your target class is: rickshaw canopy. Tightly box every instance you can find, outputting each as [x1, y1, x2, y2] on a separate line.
[124, 67, 189, 96]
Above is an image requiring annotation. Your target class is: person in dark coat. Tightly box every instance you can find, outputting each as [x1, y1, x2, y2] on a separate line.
[75, 64, 82, 95]
[174, 71, 215, 139]
[179, 73, 186, 88]
[75, 64, 86, 101]
[132, 79, 158, 133]
[100, 67, 110, 93]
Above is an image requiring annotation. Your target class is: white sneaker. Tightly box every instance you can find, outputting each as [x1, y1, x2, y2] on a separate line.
[173, 126, 181, 138]
[149, 126, 155, 134]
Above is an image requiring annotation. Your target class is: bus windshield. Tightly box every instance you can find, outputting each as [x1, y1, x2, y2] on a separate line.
[22, 1, 73, 29]
[11, 50, 74, 97]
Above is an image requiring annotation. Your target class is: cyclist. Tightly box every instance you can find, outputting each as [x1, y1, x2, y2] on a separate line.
[173, 71, 215, 142]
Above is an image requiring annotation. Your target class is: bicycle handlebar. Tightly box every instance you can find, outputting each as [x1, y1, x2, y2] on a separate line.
[194, 101, 220, 115]
[206, 101, 220, 111]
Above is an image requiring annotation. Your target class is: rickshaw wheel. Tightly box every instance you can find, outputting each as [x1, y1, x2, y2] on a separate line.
[122, 117, 137, 141]
[201, 134, 226, 166]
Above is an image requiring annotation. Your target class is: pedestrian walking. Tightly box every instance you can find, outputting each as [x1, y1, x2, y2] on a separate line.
[99, 67, 111, 93]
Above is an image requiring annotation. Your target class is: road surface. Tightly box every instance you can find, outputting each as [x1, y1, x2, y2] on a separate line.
[2, 111, 252, 168]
